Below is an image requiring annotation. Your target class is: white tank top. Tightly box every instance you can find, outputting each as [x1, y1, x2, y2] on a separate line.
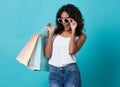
[49, 34, 79, 67]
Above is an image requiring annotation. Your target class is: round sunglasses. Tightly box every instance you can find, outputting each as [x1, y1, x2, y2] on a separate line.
[57, 18, 69, 24]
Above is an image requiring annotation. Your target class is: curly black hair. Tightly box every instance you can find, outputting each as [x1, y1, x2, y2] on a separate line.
[54, 4, 84, 36]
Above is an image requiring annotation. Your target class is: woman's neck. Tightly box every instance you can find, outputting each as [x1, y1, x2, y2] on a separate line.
[62, 30, 71, 34]
[60, 30, 71, 37]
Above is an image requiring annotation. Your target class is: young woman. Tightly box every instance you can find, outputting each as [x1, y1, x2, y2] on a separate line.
[45, 4, 86, 87]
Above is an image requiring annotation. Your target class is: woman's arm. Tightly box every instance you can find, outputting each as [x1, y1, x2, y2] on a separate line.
[45, 23, 55, 58]
[69, 32, 86, 55]
[45, 33, 54, 58]
[68, 18, 86, 55]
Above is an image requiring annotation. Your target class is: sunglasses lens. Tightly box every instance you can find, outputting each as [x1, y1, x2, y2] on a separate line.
[58, 18, 62, 23]
[64, 19, 69, 23]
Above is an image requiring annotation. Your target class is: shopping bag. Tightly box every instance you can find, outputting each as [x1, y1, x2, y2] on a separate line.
[16, 34, 39, 66]
[16, 27, 49, 71]
[28, 34, 49, 71]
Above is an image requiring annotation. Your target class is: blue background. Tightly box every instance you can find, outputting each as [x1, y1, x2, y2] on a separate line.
[0, 0, 120, 87]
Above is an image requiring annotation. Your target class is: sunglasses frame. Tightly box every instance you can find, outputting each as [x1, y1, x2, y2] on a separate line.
[57, 18, 70, 24]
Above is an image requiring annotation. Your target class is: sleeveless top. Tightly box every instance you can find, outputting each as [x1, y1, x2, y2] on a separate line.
[49, 34, 79, 67]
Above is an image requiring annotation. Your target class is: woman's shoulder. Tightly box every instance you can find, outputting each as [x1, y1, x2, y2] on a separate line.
[78, 33, 87, 41]
[80, 33, 87, 38]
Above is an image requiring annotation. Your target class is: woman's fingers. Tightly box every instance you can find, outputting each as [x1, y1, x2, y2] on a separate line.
[68, 18, 77, 30]
[68, 18, 77, 25]
[47, 23, 51, 27]
[68, 18, 74, 23]
[46, 23, 55, 29]
[46, 23, 55, 33]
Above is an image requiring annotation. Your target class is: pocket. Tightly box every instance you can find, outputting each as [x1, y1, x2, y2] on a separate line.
[49, 65, 57, 73]
[66, 64, 79, 72]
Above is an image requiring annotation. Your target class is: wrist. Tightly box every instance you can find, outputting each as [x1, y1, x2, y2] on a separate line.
[49, 32, 54, 38]
[71, 28, 76, 32]
[49, 31, 54, 35]
[70, 31, 75, 38]
[71, 30, 75, 35]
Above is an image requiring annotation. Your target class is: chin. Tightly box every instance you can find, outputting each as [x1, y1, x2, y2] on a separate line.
[64, 27, 71, 31]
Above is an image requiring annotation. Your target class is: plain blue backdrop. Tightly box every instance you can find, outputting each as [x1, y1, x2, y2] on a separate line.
[0, 0, 120, 87]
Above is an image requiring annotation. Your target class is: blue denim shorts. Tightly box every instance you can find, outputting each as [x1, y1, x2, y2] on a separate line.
[49, 63, 81, 87]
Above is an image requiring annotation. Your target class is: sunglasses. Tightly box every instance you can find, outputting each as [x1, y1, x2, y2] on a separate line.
[57, 18, 69, 24]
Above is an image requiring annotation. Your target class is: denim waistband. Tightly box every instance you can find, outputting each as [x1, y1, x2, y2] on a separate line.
[49, 63, 77, 71]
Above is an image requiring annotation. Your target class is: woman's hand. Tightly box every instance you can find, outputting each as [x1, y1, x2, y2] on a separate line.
[46, 23, 55, 35]
[68, 18, 77, 32]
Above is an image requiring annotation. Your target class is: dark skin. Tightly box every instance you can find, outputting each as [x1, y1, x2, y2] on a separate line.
[45, 11, 86, 58]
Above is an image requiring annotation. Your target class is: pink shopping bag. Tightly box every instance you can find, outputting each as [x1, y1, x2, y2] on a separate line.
[16, 34, 39, 66]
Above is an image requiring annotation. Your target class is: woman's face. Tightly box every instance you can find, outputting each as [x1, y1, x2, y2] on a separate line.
[60, 11, 71, 31]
